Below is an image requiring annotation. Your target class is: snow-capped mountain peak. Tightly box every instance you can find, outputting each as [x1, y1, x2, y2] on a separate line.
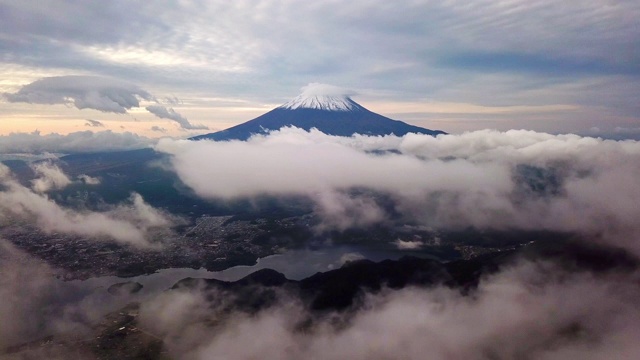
[278, 83, 362, 111]
[190, 82, 446, 141]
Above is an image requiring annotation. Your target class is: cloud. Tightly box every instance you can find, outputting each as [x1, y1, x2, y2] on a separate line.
[157, 127, 640, 252]
[3, 75, 153, 113]
[0, 241, 90, 350]
[0, 130, 155, 154]
[585, 126, 640, 141]
[156, 128, 509, 199]
[393, 239, 423, 250]
[151, 125, 168, 133]
[299, 83, 356, 98]
[3, 241, 639, 358]
[77, 174, 100, 185]
[1, 2, 638, 134]
[84, 119, 104, 127]
[312, 191, 386, 232]
[146, 105, 208, 130]
[164, 95, 183, 105]
[133, 259, 640, 360]
[0, 240, 146, 352]
[30, 161, 72, 193]
[338, 252, 366, 265]
[0, 163, 174, 247]
[22, 160, 99, 191]
[3, 76, 207, 131]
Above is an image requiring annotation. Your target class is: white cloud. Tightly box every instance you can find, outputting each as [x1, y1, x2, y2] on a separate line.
[338, 252, 366, 265]
[299, 83, 356, 98]
[136, 260, 640, 360]
[393, 239, 423, 250]
[77, 174, 100, 185]
[157, 127, 640, 251]
[0, 163, 174, 247]
[156, 128, 509, 199]
[312, 191, 387, 232]
[30, 162, 72, 193]
[0, 241, 89, 350]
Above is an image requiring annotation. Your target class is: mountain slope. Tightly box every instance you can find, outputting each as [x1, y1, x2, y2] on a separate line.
[191, 84, 445, 141]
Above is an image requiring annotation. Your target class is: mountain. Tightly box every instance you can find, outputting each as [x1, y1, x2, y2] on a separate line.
[191, 84, 446, 141]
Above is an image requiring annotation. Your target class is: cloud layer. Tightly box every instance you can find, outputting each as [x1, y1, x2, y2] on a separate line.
[137, 259, 640, 360]
[158, 128, 640, 251]
[0, 163, 174, 247]
[3, 240, 639, 359]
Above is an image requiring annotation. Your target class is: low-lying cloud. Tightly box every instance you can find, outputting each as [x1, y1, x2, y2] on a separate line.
[0, 241, 143, 353]
[30, 161, 100, 191]
[29, 162, 72, 193]
[158, 127, 640, 252]
[77, 174, 101, 185]
[0, 241, 91, 350]
[0, 163, 174, 247]
[137, 259, 640, 360]
[4, 244, 640, 359]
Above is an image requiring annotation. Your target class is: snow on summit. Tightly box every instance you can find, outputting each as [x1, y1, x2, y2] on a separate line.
[191, 82, 446, 141]
[279, 83, 362, 111]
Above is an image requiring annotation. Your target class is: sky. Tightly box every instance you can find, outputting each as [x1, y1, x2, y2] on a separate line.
[1, 0, 639, 138]
[2, 2, 640, 355]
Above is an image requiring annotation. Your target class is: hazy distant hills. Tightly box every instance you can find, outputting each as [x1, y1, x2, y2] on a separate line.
[191, 92, 445, 141]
